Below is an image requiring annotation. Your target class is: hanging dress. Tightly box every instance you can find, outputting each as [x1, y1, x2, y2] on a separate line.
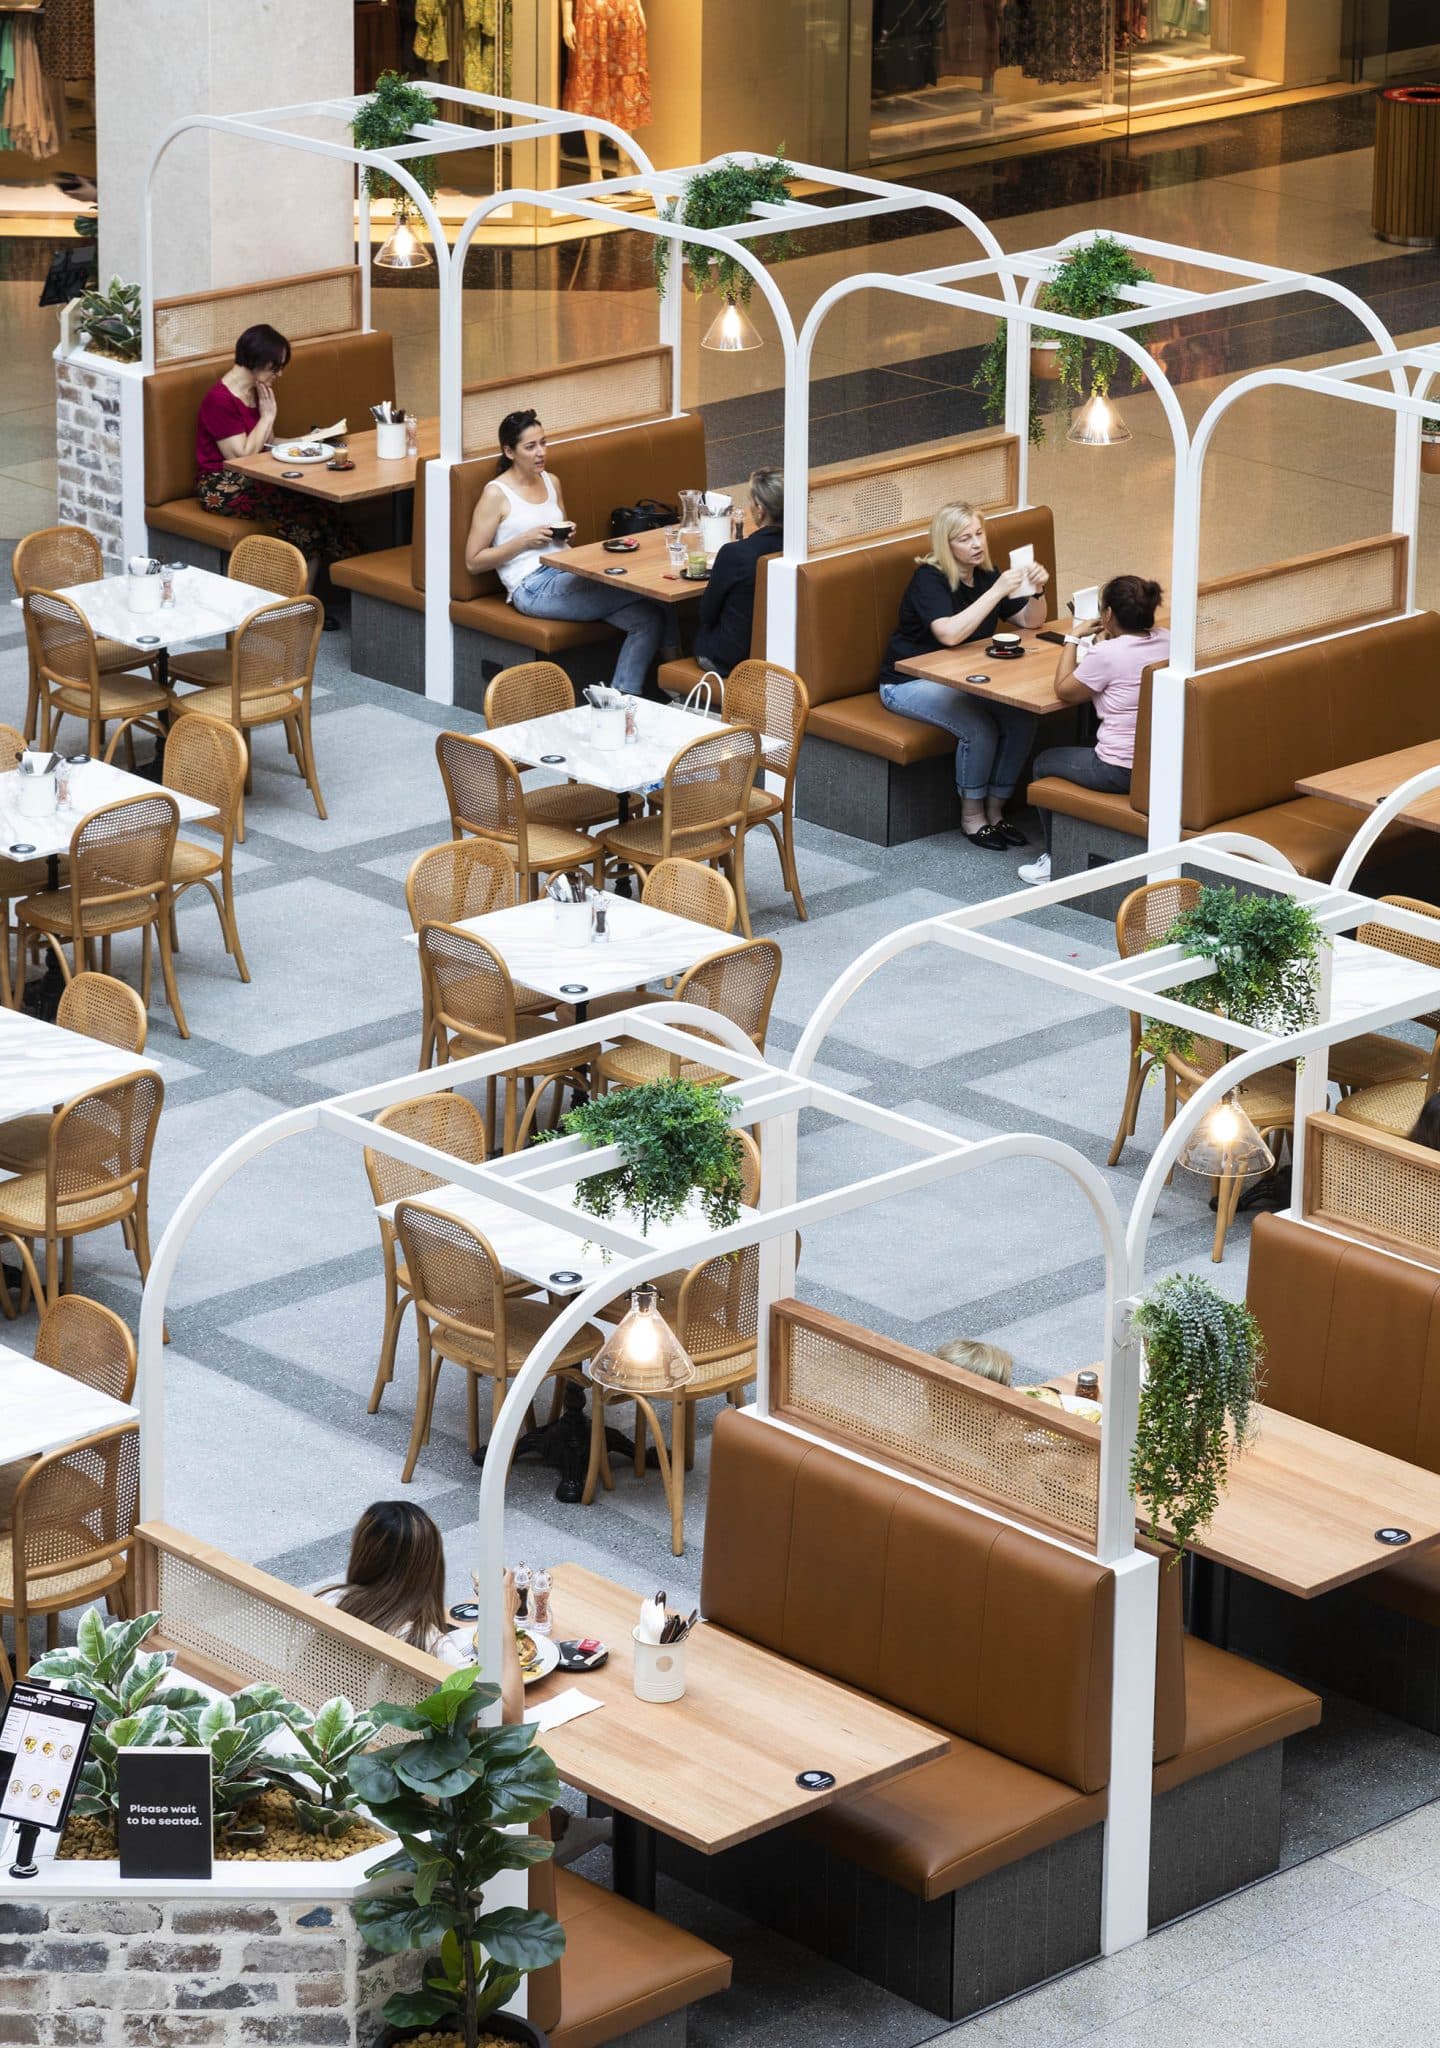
[562, 0, 651, 131]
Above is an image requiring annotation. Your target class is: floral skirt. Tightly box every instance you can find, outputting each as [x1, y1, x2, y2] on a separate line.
[196, 470, 360, 567]
[562, 0, 651, 130]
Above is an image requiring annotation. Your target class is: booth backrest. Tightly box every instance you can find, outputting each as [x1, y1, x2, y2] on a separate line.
[701, 1408, 1114, 1794]
[792, 507, 1058, 708]
[1247, 1212, 1440, 1471]
[143, 330, 397, 508]
[443, 413, 708, 602]
[1130, 612, 1440, 829]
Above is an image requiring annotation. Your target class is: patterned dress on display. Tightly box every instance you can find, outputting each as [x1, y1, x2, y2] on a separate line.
[562, 0, 651, 131]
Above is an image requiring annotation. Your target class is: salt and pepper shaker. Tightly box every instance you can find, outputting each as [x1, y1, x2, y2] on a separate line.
[1075, 1370, 1101, 1405]
[529, 1568, 553, 1636]
[589, 889, 610, 943]
[404, 413, 419, 459]
[624, 698, 639, 743]
[732, 507, 744, 544]
[513, 1561, 531, 1620]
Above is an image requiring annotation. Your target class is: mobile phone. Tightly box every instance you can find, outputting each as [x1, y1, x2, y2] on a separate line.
[1037, 630, 1067, 646]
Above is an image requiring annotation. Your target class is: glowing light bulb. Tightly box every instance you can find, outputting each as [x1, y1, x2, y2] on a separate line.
[1066, 391, 1132, 446]
[701, 297, 763, 352]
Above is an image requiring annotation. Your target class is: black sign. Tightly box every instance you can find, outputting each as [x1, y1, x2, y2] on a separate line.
[796, 1769, 836, 1791]
[0, 1681, 96, 1841]
[1375, 1527, 1413, 1546]
[117, 1748, 213, 1881]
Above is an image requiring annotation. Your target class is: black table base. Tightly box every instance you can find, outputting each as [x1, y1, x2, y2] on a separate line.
[474, 1380, 638, 1504]
[611, 1812, 658, 1908]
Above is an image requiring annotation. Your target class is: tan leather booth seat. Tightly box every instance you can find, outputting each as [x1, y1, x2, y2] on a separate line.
[1031, 611, 1440, 879]
[143, 330, 397, 550]
[792, 509, 1059, 766]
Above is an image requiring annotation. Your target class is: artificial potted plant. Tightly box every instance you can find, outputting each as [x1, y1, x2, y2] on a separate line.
[1139, 885, 1326, 1064]
[552, 1077, 747, 1236]
[976, 234, 1155, 446]
[349, 1665, 565, 2048]
[75, 276, 142, 362]
[351, 70, 439, 252]
[652, 153, 794, 311]
[1423, 414, 1440, 476]
[1130, 1272, 1263, 1556]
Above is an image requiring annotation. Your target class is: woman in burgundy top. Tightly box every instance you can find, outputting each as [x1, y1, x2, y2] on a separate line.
[195, 324, 357, 565]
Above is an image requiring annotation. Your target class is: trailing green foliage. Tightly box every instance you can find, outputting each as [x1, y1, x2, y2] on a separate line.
[76, 276, 142, 362]
[351, 71, 439, 208]
[554, 1078, 747, 1235]
[977, 235, 1154, 445]
[653, 153, 794, 306]
[1131, 1274, 1263, 1558]
[349, 1666, 564, 2048]
[1140, 886, 1326, 1064]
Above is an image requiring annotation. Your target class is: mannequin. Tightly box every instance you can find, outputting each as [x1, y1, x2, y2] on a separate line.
[562, 0, 650, 180]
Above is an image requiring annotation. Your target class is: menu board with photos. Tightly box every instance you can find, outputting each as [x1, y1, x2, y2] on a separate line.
[0, 1682, 96, 1836]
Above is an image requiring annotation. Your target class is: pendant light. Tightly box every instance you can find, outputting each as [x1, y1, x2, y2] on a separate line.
[1066, 391, 1132, 446]
[587, 1286, 695, 1393]
[375, 201, 433, 271]
[701, 296, 763, 353]
[1176, 1093, 1275, 1182]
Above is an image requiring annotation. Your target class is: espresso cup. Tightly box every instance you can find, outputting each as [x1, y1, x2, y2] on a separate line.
[993, 632, 1021, 648]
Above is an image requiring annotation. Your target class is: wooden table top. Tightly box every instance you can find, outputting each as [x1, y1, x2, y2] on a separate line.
[229, 422, 439, 505]
[1296, 740, 1440, 835]
[541, 528, 706, 606]
[529, 1565, 949, 1853]
[895, 630, 1068, 715]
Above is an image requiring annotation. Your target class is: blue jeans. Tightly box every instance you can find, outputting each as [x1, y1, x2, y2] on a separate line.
[878, 674, 1038, 800]
[1031, 745, 1131, 852]
[511, 565, 666, 696]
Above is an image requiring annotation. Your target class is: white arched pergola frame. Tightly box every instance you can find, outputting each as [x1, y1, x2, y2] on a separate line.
[133, 831, 1440, 1971]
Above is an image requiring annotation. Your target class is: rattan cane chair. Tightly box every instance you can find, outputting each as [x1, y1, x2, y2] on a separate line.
[168, 536, 309, 689]
[362, 1092, 534, 1420]
[406, 841, 551, 1068]
[596, 938, 782, 1092]
[0, 1424, 140, 1683]
[1333, 1039, 1440, 1139]
[0, 1069, 162, 1315]
[23, 590, 171, 765]
[1164, 1032, 1297, 1262]
[0, 1297, 137, 1534]
[12, 527, 161, 743]
[162, 714, 251, 985]
[1106, 878, 1202, 1167]
[391, 1200, 595, 1482]
[436, 731, 603, 899]
[417, 922, 587, 1149]
[15, 794, 187, 1036]
[0, 720, 56, 1010]
[553, 858, 739, 1030]
[724, 660, 809, 922]
[483, 662, 619, 831]
[0, 973, 147, 1174]
[599, 726, 763, 939]
[1326, 895, 1440, 1094]
[584, 1135, 766, 1553]
[171, 595, 326, 837]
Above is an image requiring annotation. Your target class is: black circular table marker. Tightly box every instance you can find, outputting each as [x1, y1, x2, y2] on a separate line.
[549, 1270, 584, 1287]
[796, 1770, 836, 1791]
[965, 672, 991, 683]
[134, 635, 161, 645]
[282, 470, 303, 479]
[540, 753, 566, 764]
[8, 843, 36, 855]
[559, 983, 588, 995]
[1376, 1527, 1412, 1545]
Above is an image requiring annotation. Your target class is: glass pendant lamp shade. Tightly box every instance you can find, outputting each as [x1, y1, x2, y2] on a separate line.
[701, 296, 763, 352]
[375, 203, 433, 270]
[587, 1286, 695, 1392]
[1177, 1093, 1275, 1181]
[1066, 391, 1132, 446]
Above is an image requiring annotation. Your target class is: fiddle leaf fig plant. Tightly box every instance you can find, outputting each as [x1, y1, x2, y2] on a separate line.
[553, 1078, 747, 1235]
[1140, 886, 1326, 1065]
[977, 234, 1154, 445]
[653, 152, 794, 306]
[1131, 1273, 1263, 1558]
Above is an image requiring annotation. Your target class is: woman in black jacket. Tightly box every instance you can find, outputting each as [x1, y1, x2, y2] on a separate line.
[694, 468, 784, 678]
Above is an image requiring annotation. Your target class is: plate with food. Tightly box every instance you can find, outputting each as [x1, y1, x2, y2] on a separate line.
[515, 1628, 561, 1685]
[271, 440, 331, 465]
[1024, 1386, 1102, 1424]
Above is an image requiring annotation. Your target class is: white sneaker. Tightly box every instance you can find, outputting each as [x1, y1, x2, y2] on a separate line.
[1018, 853, 1051, 886]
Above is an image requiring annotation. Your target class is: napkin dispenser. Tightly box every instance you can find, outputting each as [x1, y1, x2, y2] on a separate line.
[15, 749, 58, 816]
[126, 556, 163, 613]
[699, 492, 733, 562]
[548, 870, 594, 947]
[585, 685, 627, 751]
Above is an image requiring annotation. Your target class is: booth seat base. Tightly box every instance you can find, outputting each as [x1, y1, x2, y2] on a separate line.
[797, 732, 959, 846]
[1227, 1566, 1440, 1737]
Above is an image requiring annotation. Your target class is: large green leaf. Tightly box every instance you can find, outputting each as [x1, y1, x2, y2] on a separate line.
[411, 1852, 452, 1908]
[348, 1751, 402, 1806]
[370, 1701, 431, 1733]
[472, 1966, 522, 2023]
[352, 1896, 461, 1954]
[478, 1746, 561, 1826]
[76, 1606, 107, 1666]
[312, 1698, 354, 1752]
[392, 1732, 477, 1789]
[198, 1698, 236, 1742]
[382, 1989, 460, 2028]
[472, 1905, 566, 1972]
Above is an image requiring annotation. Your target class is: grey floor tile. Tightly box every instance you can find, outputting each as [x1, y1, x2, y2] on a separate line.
[241, 701, 455, 850]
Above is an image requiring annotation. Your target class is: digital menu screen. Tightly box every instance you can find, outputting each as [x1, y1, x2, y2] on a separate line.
[0, 1683, 96, 1835]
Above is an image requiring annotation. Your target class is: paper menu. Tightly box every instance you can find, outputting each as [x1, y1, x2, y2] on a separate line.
[1008, 543, 1037, 597]
[1071, 585, 1100, 621]
[308, 419, 347, 441]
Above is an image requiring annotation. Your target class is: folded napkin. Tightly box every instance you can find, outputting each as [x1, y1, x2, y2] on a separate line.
[524, 1686, 605, 1733]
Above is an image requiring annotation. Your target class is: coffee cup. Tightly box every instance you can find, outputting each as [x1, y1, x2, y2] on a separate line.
[993, 632, 1020, 648]
[548, 523, 574, 543]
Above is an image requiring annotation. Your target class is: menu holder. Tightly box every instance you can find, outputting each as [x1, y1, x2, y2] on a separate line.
[0, 1679, 97, 1878]
[117, 1747, 213, 1880]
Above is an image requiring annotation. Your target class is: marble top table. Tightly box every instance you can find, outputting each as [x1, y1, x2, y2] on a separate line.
[404, 889, 742, 1009]
[0, 760, 215, 863]
[497, 701, 779, 797]
[19, 567, 282, 657]
[0, 1007, 160, 1122]
[1325, 932, 1440, 1030]
[0, 1346, 138, 1462]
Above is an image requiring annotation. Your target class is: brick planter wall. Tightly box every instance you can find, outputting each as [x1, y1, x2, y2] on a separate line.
[0, 1897, 421, 2048]
[55, 353, 129, 570]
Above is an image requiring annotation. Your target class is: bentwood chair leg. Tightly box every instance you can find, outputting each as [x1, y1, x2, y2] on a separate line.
[369, 1263, 407, 1413]
[582, 1392, 610, 1505]
[683, 1397, 697, 1472]
[466, 1367, 481, 1458]
[766, 810, 807, 921]
[60, 1236, 73, 1296]
[632, 1405, 647, 1478]
[140, 923, 153, 1009]
[45, 1611, 59, 1650]
[298, 705, 327, 821]
[220, 870, 250, 982]
[156, 911, 190, 1039]
[402, 1326, 436, 1483]
[489, 1366, 507, 1440]
[1211, 1173, 1238, 1263]
[1108, 1050, 1150, 1168]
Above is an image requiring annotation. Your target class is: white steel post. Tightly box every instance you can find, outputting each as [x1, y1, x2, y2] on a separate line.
[1102, 1547, 1158, 1952]
[1145, 666, 1187, 854]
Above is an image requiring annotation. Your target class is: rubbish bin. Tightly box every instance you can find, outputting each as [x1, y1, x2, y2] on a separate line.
[1373, 84, 1440, 247]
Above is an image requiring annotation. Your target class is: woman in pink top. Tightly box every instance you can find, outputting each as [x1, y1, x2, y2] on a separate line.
[195, 323, 357, 567]
[1018, 575, 1168, 885]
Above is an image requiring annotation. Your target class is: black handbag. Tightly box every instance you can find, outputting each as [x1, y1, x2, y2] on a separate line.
[610, 498, 677, 537]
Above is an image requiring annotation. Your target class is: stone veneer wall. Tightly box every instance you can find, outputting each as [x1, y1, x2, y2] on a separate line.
[55, 355, 128, 570]
[0, 1896, 421, 2048]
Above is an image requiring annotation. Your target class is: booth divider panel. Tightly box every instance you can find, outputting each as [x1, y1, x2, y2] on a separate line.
[153, 267, 363, 365]
[460, 346, 674, 456]
[1194, 534, 1408, 670]
[1302, 1112, 1440, 1273]
[806, 431, 1018, 554]
[769, 1302, 1100, 1546]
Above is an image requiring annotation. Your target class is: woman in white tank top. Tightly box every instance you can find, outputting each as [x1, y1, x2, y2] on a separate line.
[463, 406, 666, 697]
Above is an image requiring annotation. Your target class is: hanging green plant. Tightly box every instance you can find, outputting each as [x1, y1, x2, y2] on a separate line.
[653, 153, 794, 307]
[1131, 1273, 1263, 1558]
[976, 235, 1154, 446]
[351, 70, 439, 212]
[554, 1078, 747, 1236]
[1140, 886, 1327, 1064]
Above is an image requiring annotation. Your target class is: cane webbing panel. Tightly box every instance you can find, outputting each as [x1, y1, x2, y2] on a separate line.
[1304, 1112, 1440, 1271]
[771, 1303, 1099, 1546]
[460, 348, 672, 456]
[154, 269, 362, 365]
[1194, 535, 1407, 669]
[149, 1543, 436, 1710]
[806, 433, 1018, 554]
